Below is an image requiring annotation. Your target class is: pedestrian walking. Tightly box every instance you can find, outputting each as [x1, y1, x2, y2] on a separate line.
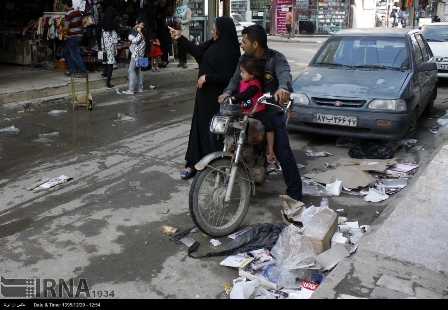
[282, 7, 293, 39]
[97, 5, 119, 89]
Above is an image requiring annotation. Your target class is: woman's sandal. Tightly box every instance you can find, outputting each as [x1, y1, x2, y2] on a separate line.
[180, 169, 197, 180]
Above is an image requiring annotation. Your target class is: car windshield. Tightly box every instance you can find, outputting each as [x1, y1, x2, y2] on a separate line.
[422, 25, 448, 41]
[312, 36, 410, 70]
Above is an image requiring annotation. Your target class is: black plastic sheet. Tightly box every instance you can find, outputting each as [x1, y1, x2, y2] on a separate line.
[187, 223, 285, 259]
[348, 140, 394, 159]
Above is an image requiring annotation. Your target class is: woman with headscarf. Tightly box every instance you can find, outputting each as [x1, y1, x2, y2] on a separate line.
[155, 0, 173, 68]
[96, 5, 118, 88]
[168, 16, 241, 180]
[174, 0, 191, 68]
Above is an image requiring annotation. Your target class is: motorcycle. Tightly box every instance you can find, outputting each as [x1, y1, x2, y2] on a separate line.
[188, 93, 293, 237]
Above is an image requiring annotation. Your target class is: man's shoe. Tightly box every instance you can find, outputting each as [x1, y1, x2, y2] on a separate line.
[64, 71, 72, 76]
[106, 84, 114, 89]
[135, 88, 144, 93]
[182, 63, 188, 68]
[177, 62, 183, 67]
[122, 90, 134, 95]
[101, 73, 107, 78]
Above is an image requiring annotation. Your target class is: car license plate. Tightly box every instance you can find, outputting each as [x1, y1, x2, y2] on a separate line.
[313, 113, 358, 127]
[437, 64, 448, 70]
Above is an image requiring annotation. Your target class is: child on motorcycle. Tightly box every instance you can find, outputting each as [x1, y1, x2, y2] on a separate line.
[229, 57, 276, 164]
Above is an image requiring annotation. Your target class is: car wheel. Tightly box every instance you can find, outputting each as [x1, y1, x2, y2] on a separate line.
[404, 109, 418, 139]
[423, 88, 436, 115]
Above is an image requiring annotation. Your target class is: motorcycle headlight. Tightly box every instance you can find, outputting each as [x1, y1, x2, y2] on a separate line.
[290, 93, 310, 105]
[368, 99, 407, 111]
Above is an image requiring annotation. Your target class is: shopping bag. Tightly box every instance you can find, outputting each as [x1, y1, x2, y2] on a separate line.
[98, 51, 107, 61]
[138, 57, 149, 68]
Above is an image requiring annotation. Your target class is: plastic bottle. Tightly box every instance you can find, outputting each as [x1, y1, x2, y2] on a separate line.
[262, 265, 297, 288]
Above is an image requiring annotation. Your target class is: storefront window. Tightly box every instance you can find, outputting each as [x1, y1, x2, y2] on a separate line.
[296, 0, 349, 35]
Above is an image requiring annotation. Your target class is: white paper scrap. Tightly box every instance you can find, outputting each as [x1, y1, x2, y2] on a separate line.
[363, 187, 389, 202]
[210, 239, 221, 246]
[39, 175, 72, 189]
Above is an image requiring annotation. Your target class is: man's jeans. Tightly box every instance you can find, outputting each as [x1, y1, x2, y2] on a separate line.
[64, 36, 88, 74]
[128, 57, 143, 92]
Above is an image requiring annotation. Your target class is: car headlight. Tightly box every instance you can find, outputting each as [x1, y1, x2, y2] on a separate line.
[290, 93, 310, 105]
[368, 99, 407, 111]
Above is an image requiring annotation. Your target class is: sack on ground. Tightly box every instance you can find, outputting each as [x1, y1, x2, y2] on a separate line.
[98, 51, 107, 62]
[138, 57, 149, 67]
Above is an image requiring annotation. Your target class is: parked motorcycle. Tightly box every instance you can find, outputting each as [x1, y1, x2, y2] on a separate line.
[189, 93, 293, 237]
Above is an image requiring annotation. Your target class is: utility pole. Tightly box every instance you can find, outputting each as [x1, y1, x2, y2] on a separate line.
[222, 0, 230, 16]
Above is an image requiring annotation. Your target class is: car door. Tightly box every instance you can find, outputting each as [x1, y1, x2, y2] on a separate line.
[413, 33, 437, 113]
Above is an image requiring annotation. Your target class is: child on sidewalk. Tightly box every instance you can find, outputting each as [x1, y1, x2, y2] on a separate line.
[230, 57, 277, 164]
[149, 33, 163, 72]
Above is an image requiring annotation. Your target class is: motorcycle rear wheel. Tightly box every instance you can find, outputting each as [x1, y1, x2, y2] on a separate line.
[189, 159, 251, 237]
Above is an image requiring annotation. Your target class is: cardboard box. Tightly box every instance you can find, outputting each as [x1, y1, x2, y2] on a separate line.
[303, 208, 338, 254]
[385, 163, 418, 176]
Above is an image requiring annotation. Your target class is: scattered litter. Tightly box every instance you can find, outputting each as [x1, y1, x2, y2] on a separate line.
[149, 85, 156, 90]
[408, 145, 425, 152]
[437, 111, 448, 127]
[316, 243, 350, 271]
[380, 178, 407, 189]
[25, 178, 50, 191]
[297, 164, 305, 169]
[331, 232, 349, 247]
[363, 187, 389, 202]
[116, 88, 122, 94]
[179, 237, 195, 247]
[316, 40, 323, 44]
[48, 110, 67, 115]
[143, 192, 153, 197]
[158, 225, 177, 236]
[326, 177, 342, 196]
[32, 137, 54, 143]
[385, 163, 418, 176]
[336, 209, 344, 212]
[397, 138, 417, 147]
[220, 255, 254, 268]
[160, 208, 170, 214]
[294, 280, 319, 299]
[301, 177, 331, 196]
[229, 226, 253, 239]
[0, 125, 19, 132]
[305, 150, 333, 157]
[169, 226, 196, 244]
[210, 239, 221, 246]
[429, 126, 439, 134]
[249, 248, 276, 270]
[225, 284, 233, 295]
[230, 279, 265, 299]
[38, 132, 59, 138]
[36, 175, 72, 190]
[360, 225, 370, 233]
[348, 140, 394, 159]
[115, 113, 135, 122]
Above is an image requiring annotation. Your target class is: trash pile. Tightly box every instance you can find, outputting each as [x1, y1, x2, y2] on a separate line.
[302, 156, 418, 202]
[164, 197, 363, 299]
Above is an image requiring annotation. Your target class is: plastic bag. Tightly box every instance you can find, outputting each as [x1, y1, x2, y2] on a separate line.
[348, 140, 394, 159]
[188, 223, 285, 259]
[302, 177, 331, 197]
[271, 225, 317, 270]
[300, 206, 322, 226]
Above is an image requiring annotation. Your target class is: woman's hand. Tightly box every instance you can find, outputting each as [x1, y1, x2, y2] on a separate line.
[197, 75, 206, 89]
[168, 26, 181, 40]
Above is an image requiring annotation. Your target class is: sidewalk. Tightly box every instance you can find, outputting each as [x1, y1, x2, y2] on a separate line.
[0, 35, 327, 107]
[312, 142, 448, 299]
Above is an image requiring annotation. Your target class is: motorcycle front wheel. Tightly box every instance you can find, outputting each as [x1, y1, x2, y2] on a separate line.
[189, 159, 251, 237]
